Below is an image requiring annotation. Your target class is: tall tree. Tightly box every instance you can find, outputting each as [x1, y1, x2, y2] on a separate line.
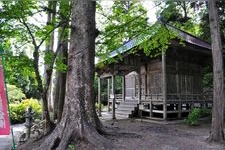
[0, 1, 69, 131]
[208, 1, 225, 142]
[18, 1, 112, 149]
[53, 0, 70, 122]
[96, 0, 149, 56]
[44, 1, 57, 113]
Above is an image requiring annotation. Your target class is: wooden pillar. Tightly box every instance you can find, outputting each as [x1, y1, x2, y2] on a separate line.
[112, 75, 116, 119]
[122, 75, 126, 101]
[138, 73, 141, 104]
[98, 78, 102, 117]
[162, 52, 167, 120]
[107, 78, 110, 112]
[176, 61, 181, 118]
[145, 74, 147, 98]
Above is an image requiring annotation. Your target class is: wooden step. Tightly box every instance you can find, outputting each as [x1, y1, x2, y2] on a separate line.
[115, 100, 138, 118]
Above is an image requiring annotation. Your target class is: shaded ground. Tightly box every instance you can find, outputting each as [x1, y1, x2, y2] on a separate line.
[104, 119, 225, 150]
[1, 115, 225, 150]
[77, 116, 225, 150]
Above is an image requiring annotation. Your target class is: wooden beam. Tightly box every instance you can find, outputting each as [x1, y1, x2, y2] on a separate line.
[112, 75, 116, 119]
[100, 72, 113, 79]
[98, 78, 102, 117]
[162, 52, 167, 120]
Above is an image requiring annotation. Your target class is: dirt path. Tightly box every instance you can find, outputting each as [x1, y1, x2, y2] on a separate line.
[101, 119, 225, 150]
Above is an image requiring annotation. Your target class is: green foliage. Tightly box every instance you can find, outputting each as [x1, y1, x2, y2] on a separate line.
[95, 102, 104, 111]
[4, 50, 38, 98]
[96, 1, 149, 56]
[55, 54, 68, 73]
[44, 51, 54, 65]
[7, 84, 26, 103]
[185, 108, 211, 126]
[138, 23, 176, 57]
[68, 144, 76, 150]
[202, 73, 213, 89]
[156, 1, 202, 37]
[9, 98, 42, 124]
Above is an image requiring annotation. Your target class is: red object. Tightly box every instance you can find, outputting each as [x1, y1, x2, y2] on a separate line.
[0, 58, 10, 135]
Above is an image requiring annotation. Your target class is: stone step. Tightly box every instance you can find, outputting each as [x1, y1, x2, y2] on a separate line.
[122, 100, 138, 104]
[117, 107, 136, 111]
[114, 100, 138, 119]
[118, 104, 137, 108]
[116, 110, 132, 115]
[116, 114, 129, 119]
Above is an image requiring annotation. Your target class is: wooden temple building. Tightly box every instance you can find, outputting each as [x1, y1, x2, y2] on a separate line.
[96, 23, 213, 120]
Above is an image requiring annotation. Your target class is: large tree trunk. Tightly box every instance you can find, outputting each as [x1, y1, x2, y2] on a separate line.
[18, 1, 112, 149]
[208, 1, 225, 142]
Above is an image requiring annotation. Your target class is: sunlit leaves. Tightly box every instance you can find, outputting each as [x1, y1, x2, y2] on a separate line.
[55, 55, 67, 73]
[96, 0, 149, 57]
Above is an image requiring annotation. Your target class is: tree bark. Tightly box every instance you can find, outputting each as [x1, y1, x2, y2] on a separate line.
[45, 1, 57, 114]
[18, 1, 112, 149]
[208, 1, 225, 142]
[53, 1, 69, 122]
[54, 39, 68, 122]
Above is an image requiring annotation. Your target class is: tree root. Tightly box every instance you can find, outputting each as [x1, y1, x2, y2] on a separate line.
[17, 121, 114, 150]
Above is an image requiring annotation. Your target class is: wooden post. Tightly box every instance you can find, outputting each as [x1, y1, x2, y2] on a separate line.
[176, 61, 181, 118]
[138, 73, 141, 104]
[112, 75, 116, 119]
[122, 75, 125, 101]
[107, 78, 110, 112]
[98, 78, 102, 117]
[145, 74, 147, 98]
[150, 101, 153, 118]
[162, 52, 167, 120]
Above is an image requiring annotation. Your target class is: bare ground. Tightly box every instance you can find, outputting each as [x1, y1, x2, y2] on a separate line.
[77, 119, 225, 150]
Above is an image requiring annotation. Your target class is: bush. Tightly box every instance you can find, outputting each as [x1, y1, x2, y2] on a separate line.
[95, 102, 104, 112]
[185, 108, 211, 126]
[9, 98, 42, 124]
[7, 84, 26, 103]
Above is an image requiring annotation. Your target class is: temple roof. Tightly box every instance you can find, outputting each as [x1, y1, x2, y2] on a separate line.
[96, 22, 211, 64]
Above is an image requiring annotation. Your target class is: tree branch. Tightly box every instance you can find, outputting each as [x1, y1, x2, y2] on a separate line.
[20, 18, 37, 48]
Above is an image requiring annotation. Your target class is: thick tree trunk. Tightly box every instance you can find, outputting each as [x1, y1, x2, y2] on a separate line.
[18, 1, 112, 149]
[208, 1, 225, 142]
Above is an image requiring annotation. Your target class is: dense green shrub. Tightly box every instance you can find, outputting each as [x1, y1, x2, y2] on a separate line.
[185, 108, 211, 126]
[7, 84, 26, 103]
[9, 98, 42, 124]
